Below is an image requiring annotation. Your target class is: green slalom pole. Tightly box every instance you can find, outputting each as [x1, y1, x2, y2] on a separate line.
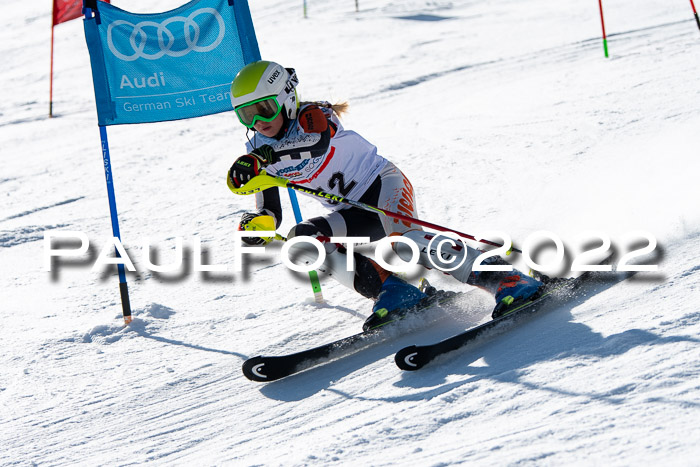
[287, 187, 324, 303]
[246, 213, 322, 302]
[598, 0, 609, 58]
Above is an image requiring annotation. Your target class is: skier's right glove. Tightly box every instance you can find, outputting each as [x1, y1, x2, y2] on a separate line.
[228, 153, 267, 189]
[237, 212, 274, 246]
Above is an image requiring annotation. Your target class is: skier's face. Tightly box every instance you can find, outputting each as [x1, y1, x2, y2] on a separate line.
[254, 112, 284, 138]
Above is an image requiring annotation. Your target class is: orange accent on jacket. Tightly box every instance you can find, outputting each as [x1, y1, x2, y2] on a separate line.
[299, 106, 329, 134]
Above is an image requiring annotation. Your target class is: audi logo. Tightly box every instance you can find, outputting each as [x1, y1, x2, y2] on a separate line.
[106, 8, 225, 61]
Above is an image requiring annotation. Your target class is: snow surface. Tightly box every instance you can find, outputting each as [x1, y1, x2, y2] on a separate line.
[2, 0, 700, 464]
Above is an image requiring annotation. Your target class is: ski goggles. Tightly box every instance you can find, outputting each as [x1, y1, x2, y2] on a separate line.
[234, 95, 284, 129]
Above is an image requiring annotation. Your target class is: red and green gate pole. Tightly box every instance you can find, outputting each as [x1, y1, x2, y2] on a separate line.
[690, 0, 700, 32]
[598, 0, 609, 58]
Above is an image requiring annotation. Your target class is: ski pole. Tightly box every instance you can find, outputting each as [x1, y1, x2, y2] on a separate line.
[228, 172, 521, 254]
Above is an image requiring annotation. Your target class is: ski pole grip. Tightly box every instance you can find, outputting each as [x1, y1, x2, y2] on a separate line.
[227, 170, 288, 195]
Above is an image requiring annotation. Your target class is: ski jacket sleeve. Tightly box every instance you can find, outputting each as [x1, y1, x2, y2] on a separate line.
[258, 105, 337, 162]
[239, 141, 282, 227]
[242, 104, 338, 224]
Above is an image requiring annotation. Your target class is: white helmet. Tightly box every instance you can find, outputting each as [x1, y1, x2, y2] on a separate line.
[230, 60, 299, 128]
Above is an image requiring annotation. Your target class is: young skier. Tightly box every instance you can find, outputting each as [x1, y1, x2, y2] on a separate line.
[226, 60, 543, 329]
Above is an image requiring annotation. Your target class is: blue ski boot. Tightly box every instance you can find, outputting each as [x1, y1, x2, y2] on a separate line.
[362, 275, 427, 331]
[467, 257, 544, 319]
[492, 273, 544, 318]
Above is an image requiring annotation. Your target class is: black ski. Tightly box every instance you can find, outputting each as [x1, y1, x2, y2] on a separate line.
[242, 288, 461, 382]
[395, 268, 613, 371]
[243, 329, 379, 382]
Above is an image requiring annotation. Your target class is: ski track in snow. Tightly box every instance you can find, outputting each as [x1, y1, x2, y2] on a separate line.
[1, 0, 700, 465]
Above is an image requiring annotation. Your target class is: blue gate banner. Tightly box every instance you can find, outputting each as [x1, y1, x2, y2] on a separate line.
[83, 0, 260, 125]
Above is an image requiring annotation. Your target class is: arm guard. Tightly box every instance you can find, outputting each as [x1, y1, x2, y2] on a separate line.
[255, 106, 337, 162]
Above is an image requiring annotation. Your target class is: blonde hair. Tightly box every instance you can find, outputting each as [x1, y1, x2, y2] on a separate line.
[301, 100, 349, 117]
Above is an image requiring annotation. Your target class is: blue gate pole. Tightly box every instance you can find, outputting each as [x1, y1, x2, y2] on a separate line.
[287, 188, 324, 303]
[99, 125, 133, 324]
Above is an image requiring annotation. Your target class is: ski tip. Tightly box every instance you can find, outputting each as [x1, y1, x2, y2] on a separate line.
[395, 345, 424, 371]
[242, 356, 270, 382]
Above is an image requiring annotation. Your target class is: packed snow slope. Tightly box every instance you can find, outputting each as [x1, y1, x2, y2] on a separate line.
[2, 0, 700, 464]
